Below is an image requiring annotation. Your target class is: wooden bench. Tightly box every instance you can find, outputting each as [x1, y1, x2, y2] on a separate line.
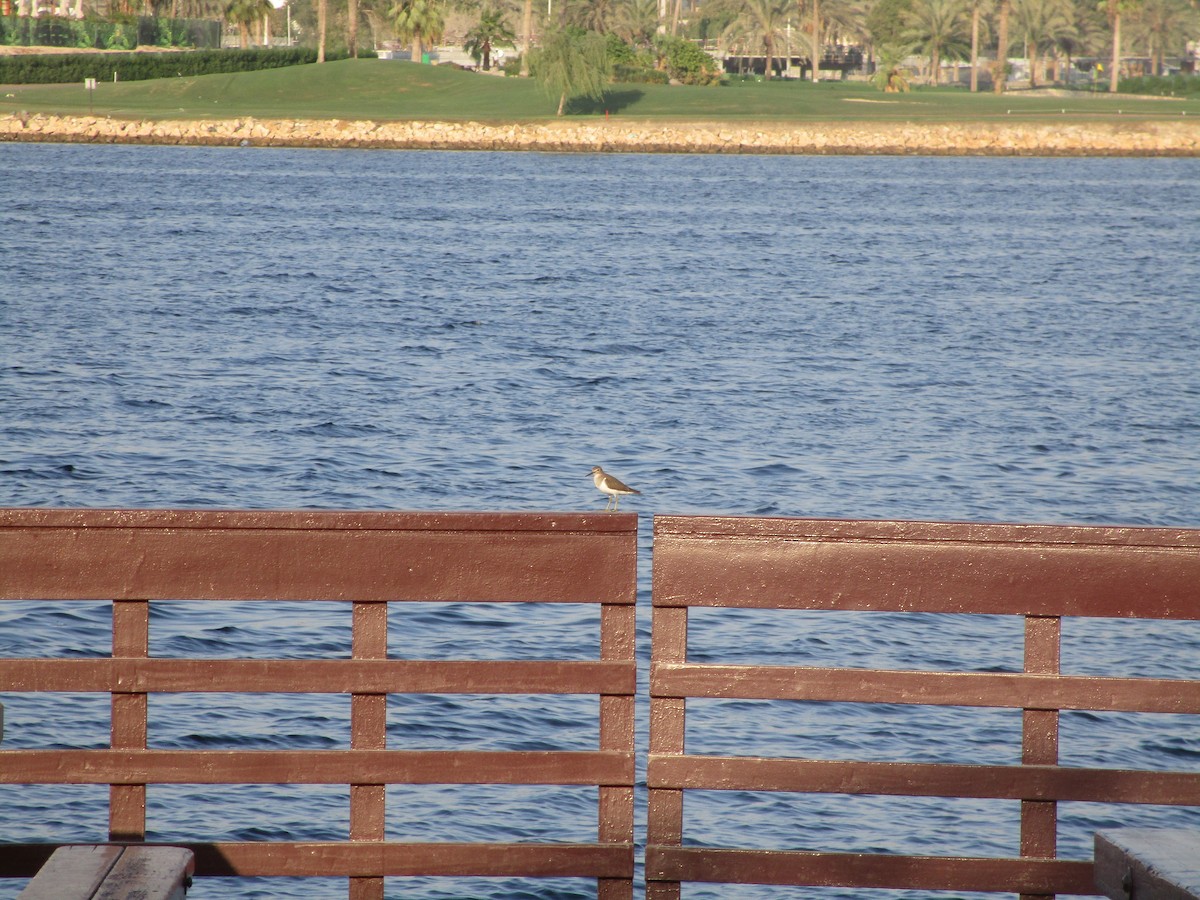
[1096, 830, 1200, 900]
[18, 845, 194, 900]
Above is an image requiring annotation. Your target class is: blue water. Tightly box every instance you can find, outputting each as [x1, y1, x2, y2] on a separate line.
[2, 144, 1200, 899]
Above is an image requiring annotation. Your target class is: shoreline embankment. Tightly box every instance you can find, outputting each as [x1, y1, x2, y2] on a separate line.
[3, 113, 1200, 154]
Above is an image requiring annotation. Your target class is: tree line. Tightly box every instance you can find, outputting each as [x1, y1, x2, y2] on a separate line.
[15, 0, 1198, 93]
[275, 0, 1198, 93]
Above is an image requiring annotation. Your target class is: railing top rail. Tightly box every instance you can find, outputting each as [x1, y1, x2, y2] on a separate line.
[652, 515, 1200, 619]
[0, 508, 638, 603]
[654, 515, 1200, 548]
[0, 508, 637, 534]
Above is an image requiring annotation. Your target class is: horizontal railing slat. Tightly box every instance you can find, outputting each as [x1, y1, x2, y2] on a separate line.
[647, 755, 1200, 804]
[0, 510, 637, 604]
[0, 842, 634, 879]
[645, 847, 1097, 894]
[0, 749, 634, 785]
[653, 516, 1200, 619]
[0, 659, 636, 695]
[652, 663, 1200, 713]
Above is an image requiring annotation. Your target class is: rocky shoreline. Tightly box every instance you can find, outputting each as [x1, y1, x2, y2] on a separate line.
[3, 112, 1200, 154]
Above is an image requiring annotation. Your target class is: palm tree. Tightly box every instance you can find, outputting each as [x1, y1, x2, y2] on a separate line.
[1099, 0, 1140, 91]
[392, 0, 445, 63]
[611, 0, 659, 47]
[872, 40, 915, 87]
[560, 0, 616, 30]
[520, 0, 533, 72]
[738, 0, 791, 78]
[1013, 0, 1074, 85]
[464, 6, 517, 68]
[317, 0, 327, 61]
[1131, 0, 1198, 75]
[966, 0, 991, 89]
[903, 0, 969, 84]
[992, 0, 1011, 91]
[806, 0, 824, 80]
[226, 0, 272, 47]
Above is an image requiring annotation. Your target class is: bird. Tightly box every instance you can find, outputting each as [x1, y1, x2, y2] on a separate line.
[590, 466, 640, 511]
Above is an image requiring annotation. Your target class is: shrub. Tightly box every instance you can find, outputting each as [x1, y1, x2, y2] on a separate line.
[1118, 74, 1200, 97]
[0, 46, 332, 85]
[613, 62, 668, 84]
[652, 35, 722, 86]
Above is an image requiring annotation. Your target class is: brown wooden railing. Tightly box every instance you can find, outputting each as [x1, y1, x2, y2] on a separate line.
[647, 515, 1200, 900]
[0, 509, 638, 900]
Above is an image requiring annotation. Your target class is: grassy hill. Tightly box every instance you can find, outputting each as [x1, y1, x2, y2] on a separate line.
[3, 57, 1198, 123]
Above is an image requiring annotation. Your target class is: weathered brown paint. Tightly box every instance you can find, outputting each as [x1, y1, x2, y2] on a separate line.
[652, 516, 1200, 618]
[2, 841, 633, 879]
[650, 663, 1200, 713]
[0, 658, 637, 694]
[0, 749, 635, 784]
[646, 755, 1200, 804]
[0, 509, 637, 899]
[646, 847, 1096, 893]
[648, 515, 1200, 899]
[0, 510, 637, 604]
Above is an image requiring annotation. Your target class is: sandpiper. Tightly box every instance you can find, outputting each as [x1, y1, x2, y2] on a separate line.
[590, 466, 640, 511]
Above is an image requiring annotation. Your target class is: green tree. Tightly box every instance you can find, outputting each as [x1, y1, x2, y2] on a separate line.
[1013, 0, 1074, 85]
[611, 0, 660, 47]
[1130, 0, 1198, 74]
[655, 32, 723, 81]
[225, 0, 272, 47]
[730, 0, 790, 78]
[867, 0, 916, 46]
[903, 0, 969, 83]
[872, 40, 915, 87]
[529, 26, 611, 114]
[1099, 0, 1141, 90]
[464, 6, 516, 68]
[392, 0, 445, 62]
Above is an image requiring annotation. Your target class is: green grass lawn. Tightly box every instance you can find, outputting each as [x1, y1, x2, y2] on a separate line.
[3, 57, 1198, 123]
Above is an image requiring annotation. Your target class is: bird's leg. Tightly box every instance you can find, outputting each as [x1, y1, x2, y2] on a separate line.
[613, 495, 620, 511]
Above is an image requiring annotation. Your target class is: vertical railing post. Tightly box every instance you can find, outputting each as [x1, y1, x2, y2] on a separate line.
[111, 598, 149, 841]
[599, 600, 636, 900]
[648, 597, 687, 900]
[1021, 614, 1061, 900]
[350, 600, 388, 900]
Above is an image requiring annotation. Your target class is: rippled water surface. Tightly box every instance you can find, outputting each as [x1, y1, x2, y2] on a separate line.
[2, 144, 1200, 899]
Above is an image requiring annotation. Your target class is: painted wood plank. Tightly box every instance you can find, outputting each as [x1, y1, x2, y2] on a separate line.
[17, 845, 122, 899]
[0, 749, 634, 785]
[652, 516, 1200, 619]
[645, 847, 1097, 894]
[0, 658, 636, 695]
[1095, 829, 1200, 900]
[647, 755, 1200, 805]
[94, 846, 193, 900]
[0, 510, 637, 604]
[650, 663, 1200, 714]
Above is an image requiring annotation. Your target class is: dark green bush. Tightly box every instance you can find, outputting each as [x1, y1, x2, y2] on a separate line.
[1118, 74, 1200, 96]
[652, 35, 722, 86]
[613, 63, 668, 84]
[0, 46, 333, 84]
